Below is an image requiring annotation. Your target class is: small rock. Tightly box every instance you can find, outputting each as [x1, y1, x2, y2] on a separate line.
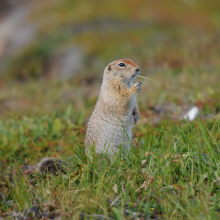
[131, 212, 138, 219]
[124, 209, 129, 216]
[26, 205, 42, 219]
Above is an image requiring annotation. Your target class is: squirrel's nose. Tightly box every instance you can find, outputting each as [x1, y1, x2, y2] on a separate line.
[136, 67, 140, 72]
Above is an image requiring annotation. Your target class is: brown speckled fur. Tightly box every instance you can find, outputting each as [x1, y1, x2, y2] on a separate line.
[85, 58, 142, 156]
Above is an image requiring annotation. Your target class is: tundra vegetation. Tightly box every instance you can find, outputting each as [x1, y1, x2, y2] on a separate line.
[0, 0, 220, 219]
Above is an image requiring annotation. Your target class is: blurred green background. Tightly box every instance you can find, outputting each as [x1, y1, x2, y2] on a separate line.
[0, 0, 219, 121]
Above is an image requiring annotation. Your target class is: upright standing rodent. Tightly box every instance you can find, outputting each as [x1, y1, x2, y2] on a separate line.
[36, 58, 142, 174]
[85, 58, 142, 156]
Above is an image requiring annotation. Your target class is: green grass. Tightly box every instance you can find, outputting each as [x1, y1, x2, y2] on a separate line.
[0, 115, 220, 219]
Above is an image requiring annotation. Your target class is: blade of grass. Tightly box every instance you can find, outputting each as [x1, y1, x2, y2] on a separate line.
[137, 75, 160, 85]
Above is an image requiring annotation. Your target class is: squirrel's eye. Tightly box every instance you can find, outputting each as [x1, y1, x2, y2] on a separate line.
[118, 63, 126, 67]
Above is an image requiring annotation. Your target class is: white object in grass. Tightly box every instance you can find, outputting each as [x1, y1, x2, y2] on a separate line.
[183, 106, 199, 121]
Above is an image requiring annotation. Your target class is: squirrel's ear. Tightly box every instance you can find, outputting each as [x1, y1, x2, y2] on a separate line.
[108, 65, 112, 71]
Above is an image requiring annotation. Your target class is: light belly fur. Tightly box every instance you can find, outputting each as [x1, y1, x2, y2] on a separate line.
[85, 109, 133, 156]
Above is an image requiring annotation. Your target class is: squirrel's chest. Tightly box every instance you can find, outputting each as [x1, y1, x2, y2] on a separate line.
[101, 99, 135, 117]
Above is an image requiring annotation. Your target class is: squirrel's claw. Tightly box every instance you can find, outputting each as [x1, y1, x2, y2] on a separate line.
[133, 82, 142, 92]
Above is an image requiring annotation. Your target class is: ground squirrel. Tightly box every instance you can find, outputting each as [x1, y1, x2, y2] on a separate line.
[85, 58, 142, 156]
[36, 58, 142, 174]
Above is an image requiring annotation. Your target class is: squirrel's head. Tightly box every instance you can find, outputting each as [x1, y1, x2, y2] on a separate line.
[103, 58, 140, 85]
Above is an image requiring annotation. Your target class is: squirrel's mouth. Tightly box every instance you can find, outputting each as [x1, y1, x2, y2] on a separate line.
[131, 71, 139, 78]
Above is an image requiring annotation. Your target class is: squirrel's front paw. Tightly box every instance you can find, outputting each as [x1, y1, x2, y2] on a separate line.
[133, 82, 142, 92]
[133, 111, 140, 124]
